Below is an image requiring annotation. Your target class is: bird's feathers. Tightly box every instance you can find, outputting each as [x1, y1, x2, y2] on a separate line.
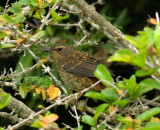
[60, 51, 100, 77]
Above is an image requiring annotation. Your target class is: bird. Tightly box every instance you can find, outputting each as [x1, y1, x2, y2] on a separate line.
[44, 41, 104, 92]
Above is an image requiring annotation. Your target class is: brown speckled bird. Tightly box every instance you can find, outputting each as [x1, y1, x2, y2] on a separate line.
[44, 41, 103, 92]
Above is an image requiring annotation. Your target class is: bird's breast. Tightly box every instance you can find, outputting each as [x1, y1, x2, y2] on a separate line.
[56, 63, 93, 92]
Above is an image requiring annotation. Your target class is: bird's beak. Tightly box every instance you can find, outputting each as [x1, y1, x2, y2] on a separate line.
[42, 49, 52, 52]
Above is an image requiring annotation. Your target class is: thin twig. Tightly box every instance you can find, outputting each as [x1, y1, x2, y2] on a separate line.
[8, 80, 101, 130]
[39, 0, 61, 30]
[69, 0, 138, 53]
[27, 48, 68, 95]
[70, 105, 81, 127]
[0, 89, 35, 120]
[141, 96, 160, 107]
[0, 65, 36, 80]
[0, 112, 20, 123]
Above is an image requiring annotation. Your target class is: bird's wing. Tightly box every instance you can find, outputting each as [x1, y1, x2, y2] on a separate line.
[61, 52, 101, 77]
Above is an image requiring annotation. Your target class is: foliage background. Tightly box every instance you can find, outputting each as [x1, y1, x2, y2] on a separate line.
[0, 0, 160, 129]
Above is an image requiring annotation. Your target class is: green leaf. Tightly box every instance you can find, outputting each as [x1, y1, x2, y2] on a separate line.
[51, 10, 69, 22]
[0, 94, 11, 110]
[38, 76, 52, 87]
[11, 13, 26, 24]
[124, 75, 139, 99]
[18, 0, 30, 5]
[84, 91, 108, 102]
[0, 43, 15, 49]
[121, 75, 146, 100]
[139, 78, 160, 91]
[124, 75, 151, 100]
[51, 10, 61, 21]
[136, 68, 158, 77]
[125, 27, 155, 54]
[98, 124, 107, 130]
[114, 98, 130, 107]
[76, 125, 83, 130]
[93, 104, 108, 122]
[117, 115, 133, 127]
[0, 32, 8, 38]
[0, 13, 26, 25]
[142, 122, 160, 130]
[59, 14, 70, 21]
[154, 26, 160, 53]
[116, 81, 126, 89]
[31, 120, 41, 128]
[33, 12, 41, 19]
[121, 76, 160, 100]
[137, 107, 160, 122]
[108, 49, 145, 68]
[9, 4, 22, 13]
[0, 14, 12, 22]
[19, 86, 28, 99]
[0, 127, 4, 130]
[40, 9, 46, 15]
[23, 76, 38, 85]
[35, 31, 45, 40]
[82, 115, 96, 127]
[30, 0, 39, 6]
[101, 88, 118, 101]
[94, 64, 114, 86]
[124, 35, 140, 48]
[0, 6, 3, 12]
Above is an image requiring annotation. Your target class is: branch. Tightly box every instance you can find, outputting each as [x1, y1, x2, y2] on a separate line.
[0, 112, 20, 123]
[8, 80, 101, 130]
[141, 96, 160, 107]
[69, 0, 138, 53]
[69, 0, 160, 83]
[0, 65, 36, 80]
[70, 105, 81, 127]
[0, 89, 35, 120]
[39, 0, 61, 30]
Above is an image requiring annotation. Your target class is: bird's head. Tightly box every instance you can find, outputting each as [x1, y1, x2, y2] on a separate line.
[43, 41, 74, 61]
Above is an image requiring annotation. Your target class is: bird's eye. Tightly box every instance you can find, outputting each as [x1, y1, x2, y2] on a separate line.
[57, 48, 63, 51]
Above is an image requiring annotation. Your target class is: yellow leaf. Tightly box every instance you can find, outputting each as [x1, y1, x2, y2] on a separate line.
[36, 59, 49, 68]
[35, 87, 47, 100]
[134, 119, 141, 123]
[16, 38, 25, 45]
[0, 16, 6, 22]
[77, 106, 84, 111]
[40, 121, 48, 128]
[3, 30, 12, 35]
[36, 63, 41, 68]
[40, 114, 59, 128]
[42, 114, 59, 123]
[28, 85, 36, 91]
[149, 18, 157, 25]
[37, 0, 43, 6]
[37, 104, 44, 109]
[126, 128, 134, 130]
[47, 85, 60, 100]
[125, 116, 133, 122]
[150, 117, 160, 122]
[109, 105, 115, 114]
[40, 59, 49, 62]
[31, 85, 36, 88]
[47, 0, 53, 3]
[35, 87, 41, 94]
[116, 89, 123, 95]
[40, 88, 46, 100]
